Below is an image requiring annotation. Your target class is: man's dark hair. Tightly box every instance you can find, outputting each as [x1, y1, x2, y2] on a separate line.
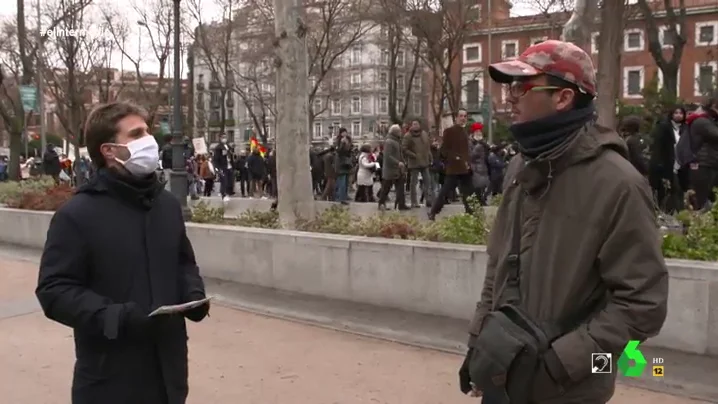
[619, 115, 642, 134]
[546, 75, 594, 109]
[163, 134, 173, 144]
[84, 102, 149, 168]
[338, 127, 347, 135]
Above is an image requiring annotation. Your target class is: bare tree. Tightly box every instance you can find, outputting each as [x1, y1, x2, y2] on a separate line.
[512, 0, 573, 39]
[0, 0, 92, 180]
[594, 0, 625, 129]
[407, 0, 475, 127]
[636, 0, 686, 101]
[42, 0, 111, 166]
[303, 0, 373, 126]
[102, 0, 174, 127]
[561, 0, 598, 51]
[376, 0, 422, 124]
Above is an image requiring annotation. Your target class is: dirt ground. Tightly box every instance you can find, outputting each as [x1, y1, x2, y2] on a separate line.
[0, 258, 709, 404]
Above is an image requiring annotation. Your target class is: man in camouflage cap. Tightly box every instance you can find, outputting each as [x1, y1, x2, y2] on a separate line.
[458, 40, 668, 403]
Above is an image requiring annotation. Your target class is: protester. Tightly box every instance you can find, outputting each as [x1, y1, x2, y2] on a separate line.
[428, 109, 474, 220]
[402, 119, 434, 208]
[458, 40, 668, 404]
[686, 94, 718, 210]
[377, 124, 409, 210]
[35, 101, 209, 404]
[212, 133, 234, 202]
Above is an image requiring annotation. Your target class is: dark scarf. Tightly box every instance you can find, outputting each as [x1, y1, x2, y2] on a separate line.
[509, 104, 596, 159]
[95, 168, 163, 210]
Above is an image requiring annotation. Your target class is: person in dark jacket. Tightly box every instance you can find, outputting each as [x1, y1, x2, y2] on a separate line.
[266, 149, 277, 198]
[377, 124, 409, 210]
[35, 101, 209, 404]
[619, 115, 649, 176]
[648, 107, 688, 212]
[212, 134, 234, 201]
[686, 94, 718, 209]
[42, 143, 62, 184]
[234, 149, 250, 197]
[334, 128, 353, 204]
[160, 135, 173, 189]
[247, 148, 266, 198]
[428, 109, 474, 220]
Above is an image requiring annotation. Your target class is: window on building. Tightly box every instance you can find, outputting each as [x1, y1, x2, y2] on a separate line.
[313, 122, 322, 139]
[227, 109, 234, 120]
[331, 76, 341, 90]
[227, 130, 235, 142]
[696, 22, 717, 46]
[210, 110, 220, 122]
[624, 29, 644, 51]
[309, 76, 317, 89]
[314, 99, 322, 114]
[379, 72, 388, 89]
[381, 49, 389, 65]
[412, 77, 421, 91]
[397, 51, 405, 67]
[331, 99, 341, 115]
[467, 4, 480, 20]
[413, 98, 421, 115]
[351, 72, 361, 89]
[623, 66, 644, 98]
[591, 33, 600, 54]
[379, 96, 388, 114]
[660, 26, 677, 47]
[695, 62, 717, 96]
[397, 74, 405, 91]
[351, 46, 362, 65]
[502, 40, 518, 59]
[352, 96, 361, 114]
[463, 44, 481, 63]
[465, 79, 480, 109]
[352, 121, 361, 137]
[531, 36, 547, 45]
[397, 98, 404, 113]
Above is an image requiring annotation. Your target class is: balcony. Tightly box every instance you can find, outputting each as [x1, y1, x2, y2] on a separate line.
[209, 101, 221, 109]
[209, 120, 222, 127]
[225, 119, 236, 127]
[209, 80, 222, 90]
[196, 82, 205, 91]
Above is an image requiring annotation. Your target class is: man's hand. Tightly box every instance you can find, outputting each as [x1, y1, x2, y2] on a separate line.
[468, 382, 482, 397]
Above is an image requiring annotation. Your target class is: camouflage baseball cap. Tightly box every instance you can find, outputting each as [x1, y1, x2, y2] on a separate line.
[488, 39, 597, 96]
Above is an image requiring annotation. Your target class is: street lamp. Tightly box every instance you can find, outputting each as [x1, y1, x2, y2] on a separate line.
[171, 0, 189, 218]
[137, 21, 146, 62]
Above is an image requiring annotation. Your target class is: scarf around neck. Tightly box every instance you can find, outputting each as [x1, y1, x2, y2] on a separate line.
[510, 104, 596, 159]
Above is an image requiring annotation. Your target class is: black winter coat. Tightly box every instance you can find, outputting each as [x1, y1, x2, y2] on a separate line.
[36, 168, 207, 404]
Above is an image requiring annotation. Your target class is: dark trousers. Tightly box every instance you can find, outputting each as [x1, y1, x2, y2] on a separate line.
[203, 178, 214, 196]
[355, 185, 374, 202]
[378, 177, 406, 207]
[219, 168, 234, 197]
[430, 173, 474, 216]
[692, 166, 718, 209]
[238, 172, 249, 196]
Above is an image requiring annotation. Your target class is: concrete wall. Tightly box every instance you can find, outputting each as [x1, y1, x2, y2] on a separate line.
[1, 207, 716, 356]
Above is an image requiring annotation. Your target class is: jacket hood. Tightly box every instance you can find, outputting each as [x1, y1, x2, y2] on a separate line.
[686, 107, 713, 126]
[516, 123, 628, 193]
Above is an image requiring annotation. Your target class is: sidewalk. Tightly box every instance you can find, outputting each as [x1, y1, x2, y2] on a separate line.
[0, 252, 711, 403]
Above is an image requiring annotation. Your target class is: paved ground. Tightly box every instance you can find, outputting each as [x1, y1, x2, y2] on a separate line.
[0, 258, 710, 404]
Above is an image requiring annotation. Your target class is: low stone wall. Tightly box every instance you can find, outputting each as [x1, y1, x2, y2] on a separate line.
[1, 207, 716, 356]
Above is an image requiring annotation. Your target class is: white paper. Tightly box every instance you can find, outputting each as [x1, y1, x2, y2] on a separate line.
[148, 297, 213, 317]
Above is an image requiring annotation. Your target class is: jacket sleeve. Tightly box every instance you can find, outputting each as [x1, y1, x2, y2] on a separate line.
[627, 137, 649, 175]
[402, 134, 417, 160]
[359, 155, 374, 169]
[692, 117, 718, 144]
[548, 179, 668, 383]
[35, 210, 122, 338]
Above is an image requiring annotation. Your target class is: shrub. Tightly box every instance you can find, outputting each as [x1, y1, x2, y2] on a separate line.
[190, 201, 226, 224]
[233, 209, 280, 229]
[0, 177, 56, 205]
[662, 199, 718, 261]
[5, 183, 74, 211]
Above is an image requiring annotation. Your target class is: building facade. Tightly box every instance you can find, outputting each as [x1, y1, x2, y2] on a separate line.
[438, 0, 718, 127]
[191, 14, 429, 146]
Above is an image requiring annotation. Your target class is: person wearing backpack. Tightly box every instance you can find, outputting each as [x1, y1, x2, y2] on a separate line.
[686, 94, 718, 210]
[648, 106, 688, 212]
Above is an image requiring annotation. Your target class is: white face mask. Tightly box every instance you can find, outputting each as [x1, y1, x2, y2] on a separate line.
[114, 135, 159, 176]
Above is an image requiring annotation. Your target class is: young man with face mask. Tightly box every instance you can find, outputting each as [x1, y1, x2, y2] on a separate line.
[36, 102, 209, 404]
[458, 41, 668, 403]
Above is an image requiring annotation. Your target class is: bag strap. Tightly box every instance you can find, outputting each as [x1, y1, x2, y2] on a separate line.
[502, 186, 524, 306]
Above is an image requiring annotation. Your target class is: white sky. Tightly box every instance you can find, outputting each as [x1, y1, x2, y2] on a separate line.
[0, 0, 544, 76]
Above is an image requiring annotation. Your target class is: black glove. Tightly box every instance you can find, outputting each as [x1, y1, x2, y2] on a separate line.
[120, 302, 152, 339]
[184, 300, 210, 322]
[459, 348, 474, 394]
